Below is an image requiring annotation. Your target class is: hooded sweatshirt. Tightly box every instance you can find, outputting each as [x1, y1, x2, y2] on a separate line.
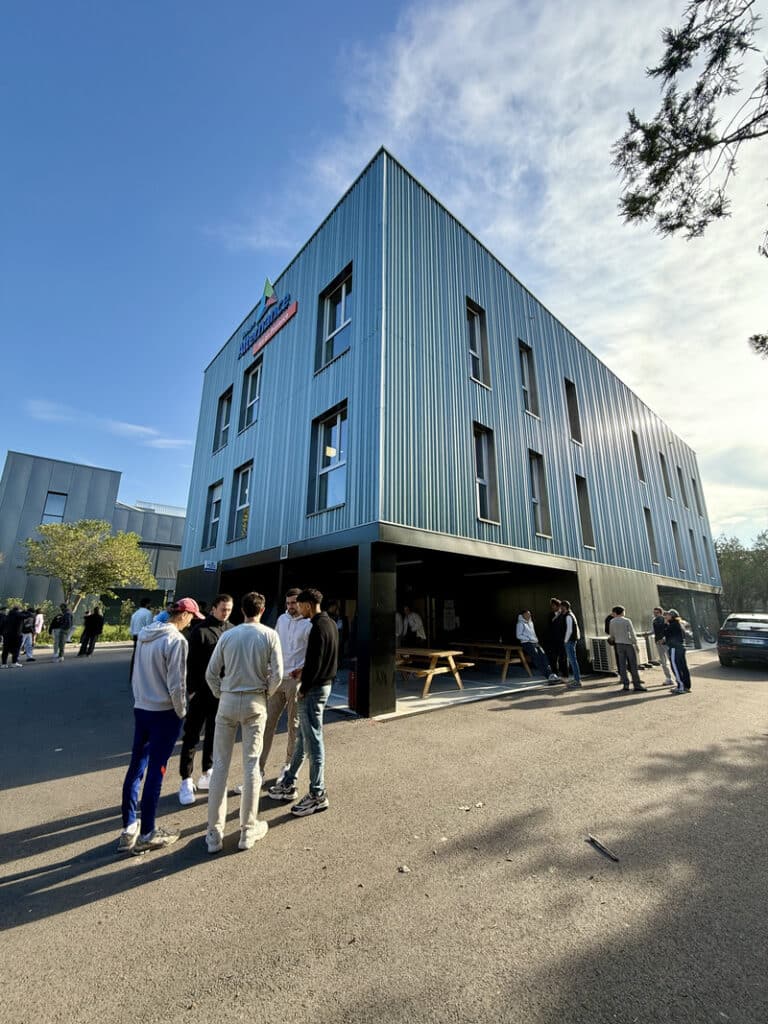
[515, 615, 539, 645]
[132, 621, 188, 718]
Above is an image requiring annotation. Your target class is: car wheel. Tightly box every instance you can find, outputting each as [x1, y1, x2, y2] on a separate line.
[718, 656, 734, 667]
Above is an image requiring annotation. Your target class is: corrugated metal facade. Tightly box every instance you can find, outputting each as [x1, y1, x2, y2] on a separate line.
[181, 149, 719, 592]
[380, 155, 719, 587]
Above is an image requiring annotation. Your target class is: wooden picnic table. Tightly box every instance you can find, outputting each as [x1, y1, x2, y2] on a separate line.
[454, 640, 532, 681]
[395, 647, 474, 699]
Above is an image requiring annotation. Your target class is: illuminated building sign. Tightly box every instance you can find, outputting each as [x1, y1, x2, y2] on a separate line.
[238, 278, 298, 359]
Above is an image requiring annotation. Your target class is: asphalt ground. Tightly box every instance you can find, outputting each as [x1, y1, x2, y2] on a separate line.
[1, 647, 766, 1024]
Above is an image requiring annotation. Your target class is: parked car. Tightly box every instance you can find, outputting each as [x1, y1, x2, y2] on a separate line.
[717, 613, 768, 667]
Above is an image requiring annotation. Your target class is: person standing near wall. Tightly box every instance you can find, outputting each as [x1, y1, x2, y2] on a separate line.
[19, 606, 37, 662]
[177, 593, 234, 804]
[78, 605, 104, 657]
[651, 606, 673, 686]
[515, 611, 561, 682]
[544, 597, 566, 679]
[608, 606, 648, 693]
[401, 605, 426, 647]
[559, 600, 582, 690]
[663, 609, 692, 695]
[1, 606, 25, 668]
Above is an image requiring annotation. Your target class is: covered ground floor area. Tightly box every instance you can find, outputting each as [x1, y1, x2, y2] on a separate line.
[177, 530, 721, 717]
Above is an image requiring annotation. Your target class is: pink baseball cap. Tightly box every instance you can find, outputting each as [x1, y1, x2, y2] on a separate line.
[172, 597, 205, 619]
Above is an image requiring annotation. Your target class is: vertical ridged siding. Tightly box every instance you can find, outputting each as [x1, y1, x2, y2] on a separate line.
[380, 155, 720, 585]
[181, 159, 384, 567]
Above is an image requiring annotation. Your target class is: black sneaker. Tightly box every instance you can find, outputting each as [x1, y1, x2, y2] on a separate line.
[291, 792, 329, 817]
[633, 685, 648, 692]
[267, 781, 298, 802]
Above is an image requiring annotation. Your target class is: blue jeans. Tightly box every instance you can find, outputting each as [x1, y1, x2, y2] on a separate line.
[564, 641, 581, 683]
[122, 708, 182, 834]
[521, 641, 553, 678]
[284, 683, 332, 796]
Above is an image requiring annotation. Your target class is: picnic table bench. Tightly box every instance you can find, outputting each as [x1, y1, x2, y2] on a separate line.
[395, 647, 475, 698]
[454, 641, 532, 681]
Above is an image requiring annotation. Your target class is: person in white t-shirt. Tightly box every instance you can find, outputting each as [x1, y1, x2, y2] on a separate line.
[129, 597, 154, 682]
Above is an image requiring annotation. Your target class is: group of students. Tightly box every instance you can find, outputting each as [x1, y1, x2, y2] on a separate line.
[0, 601, 106, 665]
[514, 597, 692, 694]
[515, 598, 584, 689]
[119, 587, 339, 857]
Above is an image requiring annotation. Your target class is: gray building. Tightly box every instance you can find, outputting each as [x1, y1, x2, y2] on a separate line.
[178, 149, 721, 715]
[0, 451, 185, 610]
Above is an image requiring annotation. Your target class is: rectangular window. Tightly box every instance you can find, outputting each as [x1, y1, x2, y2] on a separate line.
[203, 482, 223, 548]
[691, 476, 704, 516]
[689, 528, 702, 575]
[213, 387, 233, 451]
[467, 299, 490, 386]
[659, 452, 672, 498]
[703, 535, 714, 577]
[519, 341, 539, 416]
[239, 358, 262, 431]
[317, 266, 352, 368]
[528, 450, 551, 536]
[309, 403, 348, 512]
[632, 431, 645, 481]
[473, 424, 499, 521]
[564, 379, 582, 443]
[575, 475, 595, 547]
[671, 519, 685, 569]
[644, 507, 659, 563]
[229, 463, 252, 541]
[42, 491, 67, 525]
[676, 466, 689, 508]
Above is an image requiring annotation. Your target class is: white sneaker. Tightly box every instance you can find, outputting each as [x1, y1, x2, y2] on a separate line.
[233, 783, 243, 796]
[276, 763, 290, 785]
[206, 830, 223, 854]
[238, 820, 268, 850]
[196, 770, 212, 791]
[178, 778, 196, 805]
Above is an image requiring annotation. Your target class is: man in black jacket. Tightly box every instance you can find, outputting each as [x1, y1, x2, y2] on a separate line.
[177, 594, 234, 804]
[1, 606, 26, 668]
[268, 588, 338, 816]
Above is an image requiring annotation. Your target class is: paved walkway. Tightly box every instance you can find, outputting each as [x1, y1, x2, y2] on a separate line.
[1, 648, 766, 1023]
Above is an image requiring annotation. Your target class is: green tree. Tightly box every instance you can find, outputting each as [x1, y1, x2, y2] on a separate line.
[25, 520, 156, 613]
[714, 533, 765, 611]
[612, 0, 768, 354]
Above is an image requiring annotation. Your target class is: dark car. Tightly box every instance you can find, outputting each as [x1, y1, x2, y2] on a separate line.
[717, 613, 768, 667]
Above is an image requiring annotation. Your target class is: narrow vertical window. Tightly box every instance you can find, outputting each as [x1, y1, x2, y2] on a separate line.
[691, 477, 704, 517]
[473, 423, 499, 521]
[632, 431, 645, 481]
[309, 403, 348, 512]
[467, 299, 490, 386]
[575, 475, 595, 546]
[229, 463, 252, 540]
[564, 380, 582, 443]
[703, 535, 714, 577]
[203, 482, 223, 548]
[671, 519, 685, 569]
[519, 341, 539, 416]
[689, 529, 702, 574]
[659, 452, 672, 497]
[214, 387, 233, 451]
[676, 466, 689, 508]
[528, 450, 551, 535]
[239, 359, 262, 431]
[644, 507, 659, 563]
[317, 266, 352, 368]
[42, 491, 67, 525]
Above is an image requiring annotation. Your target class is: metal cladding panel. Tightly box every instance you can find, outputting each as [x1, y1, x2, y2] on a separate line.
[381, 156, 720, 585]
[181, 157, 384, 569]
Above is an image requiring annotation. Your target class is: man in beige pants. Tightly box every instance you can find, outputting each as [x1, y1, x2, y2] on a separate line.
[204, 592, 282, 853]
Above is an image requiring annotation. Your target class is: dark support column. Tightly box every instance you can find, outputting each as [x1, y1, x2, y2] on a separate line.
[356, 542, 397, 717]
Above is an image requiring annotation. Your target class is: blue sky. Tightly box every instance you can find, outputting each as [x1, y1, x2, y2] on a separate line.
[2, 0, 766, 541]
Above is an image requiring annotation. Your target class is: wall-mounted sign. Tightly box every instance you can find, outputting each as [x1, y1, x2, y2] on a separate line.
[238, 278, 298, 359]
[203, 560, 218, 573]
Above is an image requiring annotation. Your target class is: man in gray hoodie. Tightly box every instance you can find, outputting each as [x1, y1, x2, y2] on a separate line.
[118, 597, 205, 854]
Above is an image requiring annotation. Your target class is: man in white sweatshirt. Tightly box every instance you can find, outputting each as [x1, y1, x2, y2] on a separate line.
[118, 598, 204, 854]
[515, 611, 561, 682]
[204, 591, 282, 854]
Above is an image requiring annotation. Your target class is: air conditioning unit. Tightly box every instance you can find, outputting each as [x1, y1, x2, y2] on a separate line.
[590, 636, 617, 674]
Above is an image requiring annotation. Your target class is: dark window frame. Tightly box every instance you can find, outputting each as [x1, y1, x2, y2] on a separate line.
[308, 401, 348, 514]
[213, 387, 233, 452]
[202, 480, 223, 549]
[473, 422, 499, 522]
[518, 340, 540, 417]
[316, 264, 352, 370]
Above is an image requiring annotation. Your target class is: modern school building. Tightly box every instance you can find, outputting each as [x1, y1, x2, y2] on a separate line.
[177, 148, 721, 716]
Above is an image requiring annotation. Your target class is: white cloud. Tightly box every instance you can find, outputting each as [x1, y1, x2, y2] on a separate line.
[26, 400, 77, 423]
[145, 438, 192, 449]
[103, 420, 159, 439]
